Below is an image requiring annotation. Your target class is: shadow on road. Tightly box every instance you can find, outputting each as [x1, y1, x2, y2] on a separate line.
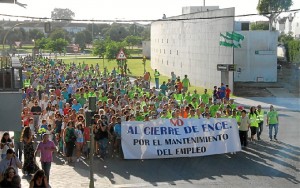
[51, 140, 300, 186]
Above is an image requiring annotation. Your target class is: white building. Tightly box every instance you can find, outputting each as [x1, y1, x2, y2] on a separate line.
[291, 12, 300, 38]
[234, 31, 278, 82]
[151, 6, 279, 90]
[151, 7, 235, 90]
[273, 12, 300, 38]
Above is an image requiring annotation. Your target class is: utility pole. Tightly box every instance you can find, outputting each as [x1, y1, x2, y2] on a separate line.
[203, 0, 205, 6]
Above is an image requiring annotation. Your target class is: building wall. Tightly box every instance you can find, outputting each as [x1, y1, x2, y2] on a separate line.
[0, 92, 22, 131]
[291, 12, 300, 38]
[151, 8, 235, 90]
[234, 31, 278, 82]
[142, 41, 151, 58]
[182, 6, 219, 14]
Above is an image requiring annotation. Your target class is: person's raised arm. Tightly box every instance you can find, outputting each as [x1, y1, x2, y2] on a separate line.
[14, 154, 22, 169]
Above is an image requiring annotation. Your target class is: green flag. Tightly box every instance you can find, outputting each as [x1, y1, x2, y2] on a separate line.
[225, 31, 244, 48]
[219, 33, 233, 47]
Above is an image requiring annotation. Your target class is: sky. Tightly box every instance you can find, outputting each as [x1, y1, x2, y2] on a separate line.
[0, 0, 299, 22]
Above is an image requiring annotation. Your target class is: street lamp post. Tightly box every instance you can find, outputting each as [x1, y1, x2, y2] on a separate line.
[2, 22, 38, 51]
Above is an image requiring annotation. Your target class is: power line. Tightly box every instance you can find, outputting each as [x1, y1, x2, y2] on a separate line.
[0, 8, 299, 23]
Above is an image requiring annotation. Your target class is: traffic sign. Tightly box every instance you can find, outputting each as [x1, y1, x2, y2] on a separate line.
[73, 45, 79, 52]
[116, 49, 127, 60]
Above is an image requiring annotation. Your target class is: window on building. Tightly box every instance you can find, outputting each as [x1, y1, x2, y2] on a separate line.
[162, 39, 163, 43]
[167, 60, 168, 65]
[160, 49, 161, 53]
[162, 59, 163, 64]
[164, 49, 165, 54]
[177, 50, 178, 55]
[167, 39, 168, 43]
[170, 50, 171, 54]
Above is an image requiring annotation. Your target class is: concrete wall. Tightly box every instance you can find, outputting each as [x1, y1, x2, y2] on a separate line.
[182, 6, 219, 14]
[151, 8, 235, 90]
[0, 92, 22, 131]
[234, 31, 278, 82]
[142, 41, 151, 58]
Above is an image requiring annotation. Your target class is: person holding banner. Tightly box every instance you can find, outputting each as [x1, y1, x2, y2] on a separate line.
[238, 110, 251, 148]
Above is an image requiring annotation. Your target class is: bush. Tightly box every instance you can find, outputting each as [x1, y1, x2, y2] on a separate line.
[287, 40, 300, 63]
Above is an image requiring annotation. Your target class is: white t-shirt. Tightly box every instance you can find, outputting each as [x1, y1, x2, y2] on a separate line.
[0, 157, 21, 175]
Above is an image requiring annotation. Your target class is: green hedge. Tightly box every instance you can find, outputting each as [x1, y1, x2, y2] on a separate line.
[287, 40, 300, 63]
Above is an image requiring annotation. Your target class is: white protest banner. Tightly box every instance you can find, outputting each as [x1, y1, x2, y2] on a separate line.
[121, 118, 241, 159]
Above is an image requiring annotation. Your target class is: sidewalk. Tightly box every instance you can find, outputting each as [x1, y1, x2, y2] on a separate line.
[20, 153, 111, 188]
[234, 97, 300, 111]
[234, 87, 300, 112]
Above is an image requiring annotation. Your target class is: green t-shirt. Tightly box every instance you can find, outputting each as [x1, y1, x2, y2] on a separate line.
[184, 95, 192, 103]
[192, 94, 200, 100]
[209, 105, 219, 117]
[78, 97, 86, 107]
[182, 78, 189, 87]
[267, 111, 278, 124]
[249, 113, 259, 127]
[201, 93, 210, 104]
[136, 115, 144, 121]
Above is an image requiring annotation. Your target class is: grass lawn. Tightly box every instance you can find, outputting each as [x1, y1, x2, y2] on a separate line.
[61, 57, 211, 94]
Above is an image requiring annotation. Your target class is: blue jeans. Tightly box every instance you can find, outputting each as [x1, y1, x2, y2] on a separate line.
[98, 138, 108, 157]
[269, 124, 278, 139]
[41, 162, 51, 183]
[155, 78, 159, 89]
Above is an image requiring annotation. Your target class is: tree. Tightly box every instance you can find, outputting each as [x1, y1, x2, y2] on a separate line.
[46, 38, 68, 55]
[105, 39, 129, 61]
[257, 0, 293, 31]
[124, 35, 142, 49]
[287, 39, 300, 63]
[74, 32, 86, 51]
[86, 23, 111, 39]
[141, 27, 150, 40]
[36, 37, 50, 50]
[51, 8, 75, 20]
[82, 30, 92, 44]
[279, 32, 294, 45]
[105, 23, 129, 42]
[28, 29, 44, 40]
[93, 38, 107, 68]
[49, 28, 71, 42]
[250, 22, 269, 30]
[128, 24, 145, 36]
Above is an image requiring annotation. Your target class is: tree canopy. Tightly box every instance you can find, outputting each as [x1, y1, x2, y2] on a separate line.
[257, 0, 293, 30]
[28, 29, 45, 40]
[49, 28, 71, 42]
[250, 22, 269, 30]
[51, 8, 75, 20]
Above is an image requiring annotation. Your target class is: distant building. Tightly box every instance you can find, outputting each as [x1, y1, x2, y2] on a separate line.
[273, 12, 300, 38]
[0, 20, 87, 34]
